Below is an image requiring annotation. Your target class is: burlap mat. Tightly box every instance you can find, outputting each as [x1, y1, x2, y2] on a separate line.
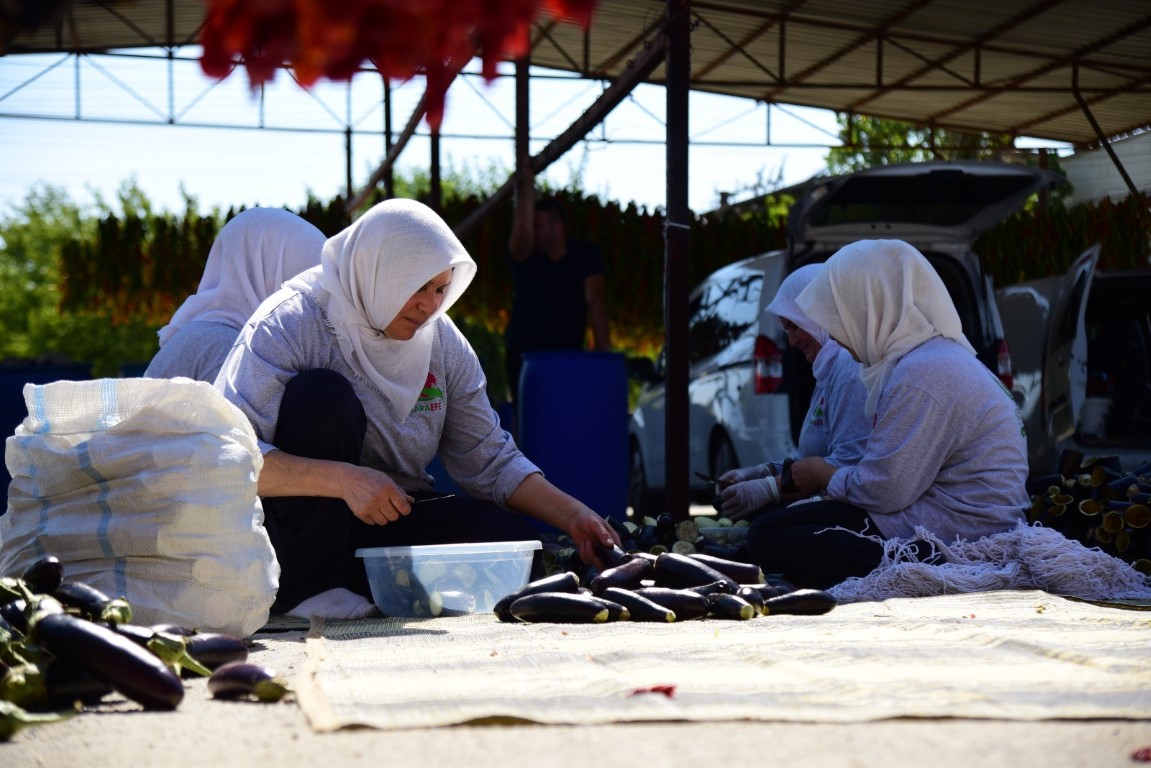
[295, 590, 1151, 732]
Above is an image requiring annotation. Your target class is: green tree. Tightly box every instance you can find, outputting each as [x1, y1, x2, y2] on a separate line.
[826, 115, 1016, 175]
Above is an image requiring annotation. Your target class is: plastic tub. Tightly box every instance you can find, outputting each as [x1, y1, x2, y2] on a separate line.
[356, 540, 541, 618]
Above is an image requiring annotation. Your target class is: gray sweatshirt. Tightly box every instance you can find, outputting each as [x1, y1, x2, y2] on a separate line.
[798, 345, 870, 468]
[214, 289, 539, 506]
[145, 320, 239, 383]
[826, 336, 1029, 541]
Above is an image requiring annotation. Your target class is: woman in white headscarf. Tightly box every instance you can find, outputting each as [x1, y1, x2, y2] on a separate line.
[745, 240, 1029, 590]
[215, 198, 619, 620]
[716, 263, 870, 520]
[144, 207, 325, 382]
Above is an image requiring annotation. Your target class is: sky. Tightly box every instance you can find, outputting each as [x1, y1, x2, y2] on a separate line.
[0, 47, 853, 218]
[0, 48, 1070, 219]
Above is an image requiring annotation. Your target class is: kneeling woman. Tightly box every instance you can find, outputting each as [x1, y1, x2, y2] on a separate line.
[746, 239, 1029, 590]
[215, 199, 618, 619]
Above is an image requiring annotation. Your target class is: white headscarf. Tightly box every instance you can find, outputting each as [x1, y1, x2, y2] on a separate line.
[157, 207, 324, 347]
[795, 239, 976, 419]
[285, 198, 477, 420]
[765, 263, 839, 382]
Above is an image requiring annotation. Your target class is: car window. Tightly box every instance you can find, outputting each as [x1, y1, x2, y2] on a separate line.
[688, 272, 763, 364]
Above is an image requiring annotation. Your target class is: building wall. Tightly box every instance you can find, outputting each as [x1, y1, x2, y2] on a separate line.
[1061, 131, 1151, 206]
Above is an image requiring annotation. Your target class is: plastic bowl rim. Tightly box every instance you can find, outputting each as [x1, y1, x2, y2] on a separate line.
[355, 539, 542, 559]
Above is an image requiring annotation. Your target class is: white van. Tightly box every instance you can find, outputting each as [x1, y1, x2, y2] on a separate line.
[627, 161, 1063, 517]
[997, 252, 1151, 479]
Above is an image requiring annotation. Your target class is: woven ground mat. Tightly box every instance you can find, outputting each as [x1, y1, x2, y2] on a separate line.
[295, 589, 1151, 732]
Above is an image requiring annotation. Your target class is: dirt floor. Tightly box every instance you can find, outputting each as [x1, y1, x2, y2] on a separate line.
[4, 624, 1151, 768]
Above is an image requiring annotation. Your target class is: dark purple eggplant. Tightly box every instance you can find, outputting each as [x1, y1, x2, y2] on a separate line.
[687, 553, 765, 585]
[706, 593, 756, 620]
[653, 552, 739, 591]
[632, 587, 709, 620]
[736, 585, 767, 615]
[596, 543, 630, 569]
[53, 581, 132, 624]
[150, 623, 197, 636]
[508, 592, 612, 623]
[683, 580, 734, 598]
[31, 608, 184, 711]
[181, 632, 248, 676]
[587, 595, 630, 622]
[589, 556, 653, 595]
[739, 583, 795, 603]
[762, 588, 837, 616]
[600, 587, 676, 623]
[20, 557, 64, 596]
[106, 623, 214, 678]
[0, 600, 28, 635]
[208, 661, 290, 702]
[493, 571, 582, 622]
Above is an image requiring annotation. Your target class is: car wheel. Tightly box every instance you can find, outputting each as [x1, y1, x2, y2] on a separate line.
[710, 432, 739, 482]
[628, 443, 662, 520]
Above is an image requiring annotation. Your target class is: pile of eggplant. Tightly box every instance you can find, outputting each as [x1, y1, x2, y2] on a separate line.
[1027, 454, 1151, 573]
[496, 546, 836, 624]
[607, 514, 748, 561]
[1, 556, 288, 742]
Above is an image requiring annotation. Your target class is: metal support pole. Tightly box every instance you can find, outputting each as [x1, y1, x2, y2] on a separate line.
[665, 0, 691, 522]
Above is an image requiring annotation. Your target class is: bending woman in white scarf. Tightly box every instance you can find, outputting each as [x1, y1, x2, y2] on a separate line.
[145, 207, 325, 382]
[716, 263, 870, 520]
[216, 198, 619, 620]
[744, 240, 1029, 590]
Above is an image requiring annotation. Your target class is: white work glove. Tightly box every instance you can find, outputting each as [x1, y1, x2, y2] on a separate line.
[718, 463, 772, 486]
[719, 475, 780, 518]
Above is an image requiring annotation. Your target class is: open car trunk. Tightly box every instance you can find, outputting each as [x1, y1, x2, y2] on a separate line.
[997, 254, 1151, 479]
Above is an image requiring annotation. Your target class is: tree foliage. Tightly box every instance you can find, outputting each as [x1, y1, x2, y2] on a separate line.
[827, 115, 1016, 175]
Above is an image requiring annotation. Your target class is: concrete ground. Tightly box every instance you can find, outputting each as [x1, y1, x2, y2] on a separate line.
[4, 614, 1150, 767]
[6, 505, 1150, 766]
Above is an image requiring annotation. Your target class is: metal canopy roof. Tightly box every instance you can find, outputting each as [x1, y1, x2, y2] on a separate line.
[5, 0, 1150, 149]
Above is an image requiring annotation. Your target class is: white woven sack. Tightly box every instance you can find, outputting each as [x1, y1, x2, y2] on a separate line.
[0, 377, 279, 637]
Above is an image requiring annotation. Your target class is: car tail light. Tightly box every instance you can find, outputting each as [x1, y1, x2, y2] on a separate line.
[754, 335, 782, 394]
[996, 338, 1014, 391]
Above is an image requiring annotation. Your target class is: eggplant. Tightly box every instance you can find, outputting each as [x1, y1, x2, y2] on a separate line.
[589, 556, 653, 595]
[107, 623, 215, 678]
[508, 592, 612, 623]
[589, 595, 630, 622]
[652, 552, 739, 591]
[20, 557, 64, 597]
[687, 553, 764, 585]
[736, 585, 767, 615]
[739, 582, 795, 603]
[492, 571, 581, 622]
[208, 661, 290, 702]
[54, 581, 132, 624]
[596, 543, 630, 569]
[43, 657, 115, 709]
[706, 593, 756, 620]
[762, 588, 837, 616]
[600, 587, 676, 623]
[632, 587, 709, 621]
[0, 600, 28, 635]
[683, 580, 734, 599]
[31, 608, 184, 711]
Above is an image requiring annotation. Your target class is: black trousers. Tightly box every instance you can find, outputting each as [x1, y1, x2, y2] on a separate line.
[262, 369, 542, 612]
[745, 499, 886, 590]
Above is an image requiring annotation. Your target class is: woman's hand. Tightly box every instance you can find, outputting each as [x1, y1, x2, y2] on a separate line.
[565, 507, 622, 570]
[790, 457, 837, 495]
[340, 464, 414, 526]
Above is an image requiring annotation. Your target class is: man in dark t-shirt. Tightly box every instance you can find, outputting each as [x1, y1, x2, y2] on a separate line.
[505, 174, 611, 413]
